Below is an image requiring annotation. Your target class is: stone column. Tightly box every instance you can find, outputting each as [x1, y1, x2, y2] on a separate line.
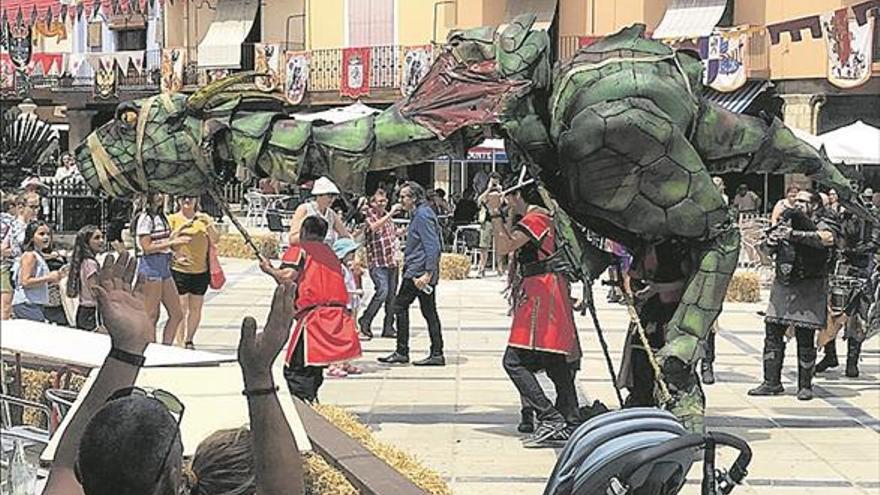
[65, 108, 98, 153]
[780, 94, 826, 190]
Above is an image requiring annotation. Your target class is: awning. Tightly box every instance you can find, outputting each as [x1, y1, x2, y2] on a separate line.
[703, 80, 770, 113]
[503, 0, 558, 30]
[197, 0, 259, 69]
[652, 0, 728, 39]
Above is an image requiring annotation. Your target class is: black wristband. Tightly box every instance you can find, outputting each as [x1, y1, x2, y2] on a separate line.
[108, 347, 146, 367]
[242, 386, 279, 397]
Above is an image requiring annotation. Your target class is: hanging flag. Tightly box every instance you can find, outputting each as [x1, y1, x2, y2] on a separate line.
[399, 45, 432, 97]
[8, 24, 32, 69]
[94, 58, 117, 99]
[767, 15, 822, 45]
[161, 47, 184, 93]
[340, 47, 370, 98]
[254, 43, 281, 92]
[705, 30, 747, 92]
[821, 8, 874, 89]
[283, 50, 309, 105]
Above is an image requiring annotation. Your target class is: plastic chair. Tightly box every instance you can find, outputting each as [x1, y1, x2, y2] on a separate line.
[266, 210, 289, 248]
[44, 389, 78, 432]
[244, 190, 269, 227]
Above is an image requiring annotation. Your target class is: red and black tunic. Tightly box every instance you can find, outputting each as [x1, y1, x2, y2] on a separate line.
[282, 242, 362, 367]
[508, 210, 579, 356]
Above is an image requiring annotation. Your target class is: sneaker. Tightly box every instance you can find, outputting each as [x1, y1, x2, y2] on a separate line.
[523, 422, 571, 448]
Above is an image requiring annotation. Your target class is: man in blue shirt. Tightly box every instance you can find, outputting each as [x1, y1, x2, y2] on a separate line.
[378, 181, 445, 366]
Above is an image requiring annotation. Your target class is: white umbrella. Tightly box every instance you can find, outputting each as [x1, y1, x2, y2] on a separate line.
[293, 101, 381, 124]
[792, 120, 880, 165]
[815, 120, 880, 165]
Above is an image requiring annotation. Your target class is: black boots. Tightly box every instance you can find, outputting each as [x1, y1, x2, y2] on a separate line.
[748, 324, 785, 396]
[796, 329, 817, 401]
[846, 339, 862, 378]
[517, 408, 535, 433]
[815, 340, 839, 373]
[701, 331, 716, 385]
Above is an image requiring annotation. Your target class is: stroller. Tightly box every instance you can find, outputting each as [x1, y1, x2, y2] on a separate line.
[544, 408, 752, 495]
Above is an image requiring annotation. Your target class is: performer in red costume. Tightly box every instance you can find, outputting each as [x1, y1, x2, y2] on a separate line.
[486, 171, 581, 448]
[261, 216, 362, 402]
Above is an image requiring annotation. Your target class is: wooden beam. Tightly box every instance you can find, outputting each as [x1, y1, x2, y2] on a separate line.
[293, 399, 429, 495]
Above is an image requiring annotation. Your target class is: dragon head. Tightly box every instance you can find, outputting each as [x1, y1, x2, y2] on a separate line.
[75, 74, 263, 197]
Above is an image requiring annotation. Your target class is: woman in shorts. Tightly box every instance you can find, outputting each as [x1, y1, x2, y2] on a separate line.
[168, 196, 219, 349]
[135, 193, 190, 344]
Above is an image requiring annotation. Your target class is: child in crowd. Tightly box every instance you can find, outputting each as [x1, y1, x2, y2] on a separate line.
[260, 216, 361, 403]
[12, 221, 67, 321]
[328, 238, 364, 378]
[66, 225, 105, 331]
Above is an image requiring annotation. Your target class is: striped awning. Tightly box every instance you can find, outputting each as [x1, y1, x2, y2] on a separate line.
[652, 0, 728, 39]
[197, 0, 259, 69]
[703, 80, 771, 113]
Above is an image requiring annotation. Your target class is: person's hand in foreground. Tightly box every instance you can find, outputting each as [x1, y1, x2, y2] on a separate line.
[44, 252, 151, 495]
[239, 282, 303, 495]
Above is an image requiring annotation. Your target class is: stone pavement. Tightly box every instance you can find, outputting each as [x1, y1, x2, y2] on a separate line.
[192, 258, 879, 495]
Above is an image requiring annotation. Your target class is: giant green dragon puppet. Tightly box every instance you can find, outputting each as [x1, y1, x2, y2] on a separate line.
[75, 15, 876, 432]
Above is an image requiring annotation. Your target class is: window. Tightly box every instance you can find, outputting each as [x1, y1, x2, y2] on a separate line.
[87, 22, 102, 51]
[116, 29, 146, 51]
[347, 0, 394, 47]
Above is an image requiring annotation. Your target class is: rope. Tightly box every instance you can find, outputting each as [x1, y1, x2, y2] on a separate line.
[133, 95, 156, 191]
[617, 276, 673, 407]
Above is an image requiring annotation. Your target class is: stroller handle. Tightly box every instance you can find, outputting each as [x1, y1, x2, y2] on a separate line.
[615, 432, 752, 494]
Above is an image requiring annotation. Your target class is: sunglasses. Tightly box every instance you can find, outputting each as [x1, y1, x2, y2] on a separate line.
[75, 387, 185, 486]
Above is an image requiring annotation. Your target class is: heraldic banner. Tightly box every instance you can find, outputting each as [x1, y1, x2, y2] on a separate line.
[705, 30, 748, 92]
[94, 57, 117, 100]
[255, 43, 282, 92]
[161, 48, 185, 93]
[400, 45, 432, 97]
[284, 51, 310, 105]
[341, 47, 371, 98]
[821, 8, 875, 89]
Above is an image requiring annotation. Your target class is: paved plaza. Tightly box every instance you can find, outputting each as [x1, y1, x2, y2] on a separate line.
[193, 258, 879, 495]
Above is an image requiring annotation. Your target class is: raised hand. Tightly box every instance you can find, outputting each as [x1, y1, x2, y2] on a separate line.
[238, 283, 296, 384]
[92, 251, 154, 353]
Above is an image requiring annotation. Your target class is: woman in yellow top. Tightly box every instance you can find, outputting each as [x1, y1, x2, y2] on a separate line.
[169, 196, 220, 349]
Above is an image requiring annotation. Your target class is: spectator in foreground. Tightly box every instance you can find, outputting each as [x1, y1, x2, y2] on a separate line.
[188, 427, 256, 495]
[732, 184, 761, 216]
[66, 225, 105, 331]
[378, 181, 445, 367]
[43, 252, 303, 495]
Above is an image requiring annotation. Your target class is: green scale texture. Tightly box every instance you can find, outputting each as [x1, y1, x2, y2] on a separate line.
[76, 16, 876, 432]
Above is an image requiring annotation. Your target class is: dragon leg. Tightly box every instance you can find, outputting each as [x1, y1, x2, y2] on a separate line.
[658, 226, 740, 433]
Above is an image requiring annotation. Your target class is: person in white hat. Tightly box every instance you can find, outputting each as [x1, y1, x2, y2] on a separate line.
[288, 176, 351, 246]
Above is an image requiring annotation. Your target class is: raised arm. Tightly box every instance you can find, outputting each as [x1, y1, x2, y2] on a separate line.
[237, 283, 303, 495]
[44, 252, 154, 495]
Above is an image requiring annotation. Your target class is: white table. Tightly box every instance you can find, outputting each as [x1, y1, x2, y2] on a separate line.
[40, 363, 312, 465]
[0, 320, 236, 368]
